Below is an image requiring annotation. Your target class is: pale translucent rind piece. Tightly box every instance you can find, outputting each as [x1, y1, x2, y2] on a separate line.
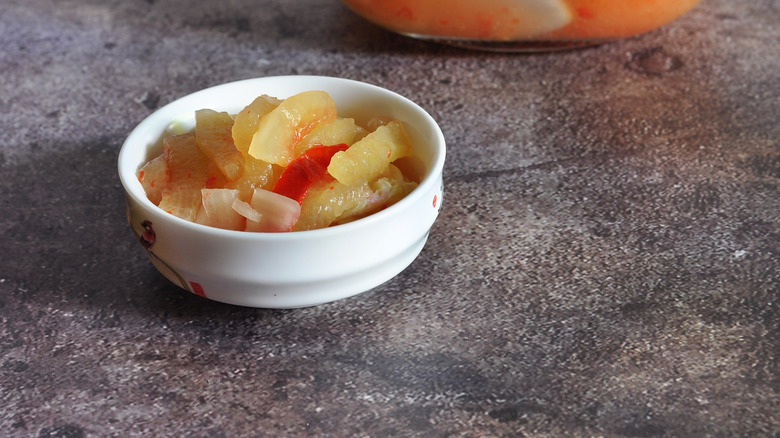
[195, 109, 243, 181]
[327, 120, 413, 186]
[248, 91, 337, 166]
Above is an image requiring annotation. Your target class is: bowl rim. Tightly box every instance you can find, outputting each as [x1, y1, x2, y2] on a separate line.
[117, 75, 446, 241]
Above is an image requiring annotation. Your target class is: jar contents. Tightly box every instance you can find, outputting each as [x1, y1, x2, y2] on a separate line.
[342, 0, 701, 50]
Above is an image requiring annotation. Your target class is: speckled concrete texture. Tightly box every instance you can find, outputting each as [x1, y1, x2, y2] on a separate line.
[1, 0, 778, 436]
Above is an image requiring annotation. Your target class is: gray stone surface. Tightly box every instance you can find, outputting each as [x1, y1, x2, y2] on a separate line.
[1, 0, 778, 436]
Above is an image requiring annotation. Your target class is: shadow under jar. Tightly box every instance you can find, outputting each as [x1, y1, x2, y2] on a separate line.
[341, 0, 701, 52]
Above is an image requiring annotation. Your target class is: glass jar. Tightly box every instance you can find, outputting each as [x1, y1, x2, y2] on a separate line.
[341, 0, 701, 51]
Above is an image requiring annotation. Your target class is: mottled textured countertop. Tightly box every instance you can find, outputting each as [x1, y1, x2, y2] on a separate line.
[1, 0, 778, 436]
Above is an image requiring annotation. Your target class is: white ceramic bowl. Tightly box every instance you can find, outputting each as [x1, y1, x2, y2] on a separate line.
[118, 76, 445, 308]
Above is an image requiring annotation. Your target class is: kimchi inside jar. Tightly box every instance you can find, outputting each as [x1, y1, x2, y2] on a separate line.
[341, 0, 701, 51]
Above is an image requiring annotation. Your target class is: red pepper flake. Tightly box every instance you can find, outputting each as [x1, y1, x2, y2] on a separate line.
[432, 195, 438, 208]
[576, 7, 595, 19]
[189, 281, 207, 298]
[272, 143, 349, 203]
[138, 170, 145, 182]
[205, 176, 217, 188]
[396, 7, 413, 20]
